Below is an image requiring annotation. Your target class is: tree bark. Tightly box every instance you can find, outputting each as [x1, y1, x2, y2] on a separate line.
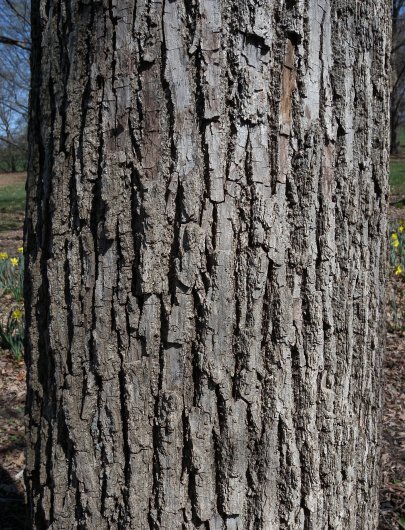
[25, 1, 390, 529]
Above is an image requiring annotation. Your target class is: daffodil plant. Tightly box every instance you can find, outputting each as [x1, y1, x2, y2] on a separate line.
[0, 248, 24, 360]
[388, 220, 405, 330]
[0, 252, 24, 302]
[0, 306, 24, 361]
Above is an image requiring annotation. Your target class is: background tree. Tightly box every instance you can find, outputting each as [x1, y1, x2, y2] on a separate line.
[25, 1, 390, 529]
[391, 0, 405, 154]
[0, 0, 30, 171]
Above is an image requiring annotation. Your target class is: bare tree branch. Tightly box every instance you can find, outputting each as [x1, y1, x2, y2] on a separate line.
[0, 135, 26, 150]
[4, 0, 30, 26]
[0, 35, 30, 50]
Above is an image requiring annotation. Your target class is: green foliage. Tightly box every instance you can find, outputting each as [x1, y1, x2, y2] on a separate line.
[0, 157, 27, 173]
[0, 251, 24, 301]
[0, 182, 26, 212]
[0, 306, 24, 361]
[388, 220, 405, 330]
[0, 251, 24, 360]
[389, 221, 405, 273]
[390, 160, 405, 196]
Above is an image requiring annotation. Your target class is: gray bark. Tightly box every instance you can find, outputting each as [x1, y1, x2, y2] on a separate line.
[25, 1, 391, 529]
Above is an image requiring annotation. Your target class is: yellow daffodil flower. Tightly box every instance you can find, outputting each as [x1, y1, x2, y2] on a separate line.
[0, 252, 8, 260]
[392, 233, 398, 241]
[395, 265, 403, 275]
[393, 239, 400, 248]
[18, 246, 23, 253]
[10, 257, 18, 267]
[12, 309, 22, 320]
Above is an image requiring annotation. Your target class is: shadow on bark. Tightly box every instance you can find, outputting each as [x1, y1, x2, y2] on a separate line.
[0, 465, 27, 530]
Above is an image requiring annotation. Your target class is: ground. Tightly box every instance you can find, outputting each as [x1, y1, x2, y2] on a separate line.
[380, 332, 405, 530]
[0, 168, 404, 529]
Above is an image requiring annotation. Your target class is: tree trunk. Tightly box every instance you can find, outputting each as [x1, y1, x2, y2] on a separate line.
[25, 1, 390, 529]
[10, 153, 17, 173]
[390, 0, 404, 156]
[390, 68, 401, 156]
[390, 124, 399, 156]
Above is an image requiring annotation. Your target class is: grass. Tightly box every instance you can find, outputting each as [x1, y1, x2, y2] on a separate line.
[0, 182, 26, 232]
[0, 183, 25, 212]
[0, 173, 26, 233]
[390, 160, 405, 196]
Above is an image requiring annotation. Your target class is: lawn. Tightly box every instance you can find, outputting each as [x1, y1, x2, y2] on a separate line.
[0, 184, 25, 212]
[390, 160, 405, 196]
[0, 173, 26, 233]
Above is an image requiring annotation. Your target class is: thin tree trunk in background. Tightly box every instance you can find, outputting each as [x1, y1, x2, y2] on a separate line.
[391, 119, 399, 155]
[25, 1, 390, 528]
